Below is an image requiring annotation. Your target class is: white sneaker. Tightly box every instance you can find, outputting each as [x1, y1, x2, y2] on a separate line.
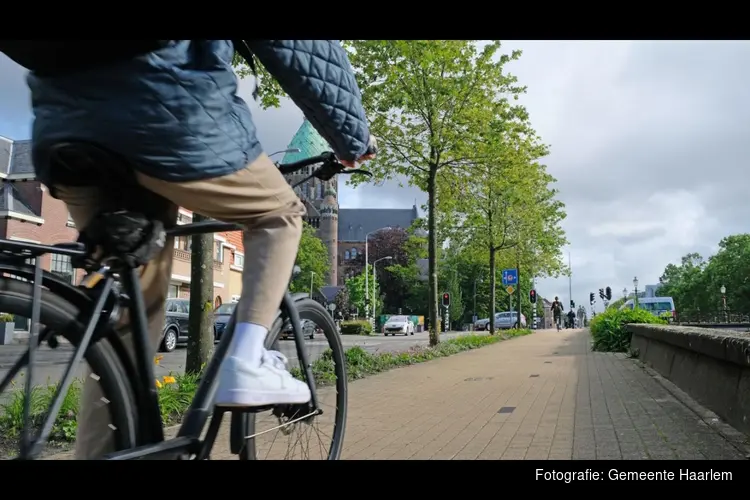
[215, 350, 312, 407]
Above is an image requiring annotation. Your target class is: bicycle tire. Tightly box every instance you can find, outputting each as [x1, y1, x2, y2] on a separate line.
[232, 298, 348, 460]
[0, 277, 139, 458]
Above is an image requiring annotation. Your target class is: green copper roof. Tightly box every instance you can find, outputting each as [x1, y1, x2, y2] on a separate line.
[281, 120, 330, 164]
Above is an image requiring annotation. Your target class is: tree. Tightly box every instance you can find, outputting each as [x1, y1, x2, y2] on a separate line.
[442, 105, 567, 336]
[367, 227, 410, 311]
[186, 213, 215, 374]
[658, 237, 750, 319]
[289, 222, 329, 296]
[232, 52, 285, 110]
[345, 267, 379, 318]
[344, 40, 524, 346]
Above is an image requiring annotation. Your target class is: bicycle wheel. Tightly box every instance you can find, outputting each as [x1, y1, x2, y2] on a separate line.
[232, 298, 347, 460]
[0, 277, 138, 459]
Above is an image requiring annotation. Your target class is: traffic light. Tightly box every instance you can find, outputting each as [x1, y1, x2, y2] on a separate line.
[529, 289, 537, 304]
[570, 299, 575, 308]
[442, 292, 450, 307]
[589, 292, 595, 304]
[599, 288, 605, 300]
[605, 286, 612, 301]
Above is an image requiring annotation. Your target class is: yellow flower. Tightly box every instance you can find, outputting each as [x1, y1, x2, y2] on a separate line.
[154, 355, 164, 365]
[163, 375, 176, 385]
[155, 379, 162, 389]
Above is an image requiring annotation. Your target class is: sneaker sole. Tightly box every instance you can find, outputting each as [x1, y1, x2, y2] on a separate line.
[215, 389, 311, 408]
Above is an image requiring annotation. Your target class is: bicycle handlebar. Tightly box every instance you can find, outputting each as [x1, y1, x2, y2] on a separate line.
[277, 151, 373, 183]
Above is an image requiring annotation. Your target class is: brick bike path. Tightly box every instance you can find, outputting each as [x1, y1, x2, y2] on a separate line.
[49, 328, 748, 460]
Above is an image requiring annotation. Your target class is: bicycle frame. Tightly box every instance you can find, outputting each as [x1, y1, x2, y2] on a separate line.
[0, 221, 321, 460]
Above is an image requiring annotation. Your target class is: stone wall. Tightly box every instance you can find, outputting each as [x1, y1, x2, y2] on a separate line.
[627, 324, 750, 435]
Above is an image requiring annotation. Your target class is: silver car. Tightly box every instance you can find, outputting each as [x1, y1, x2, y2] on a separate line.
[494, 311, 527, 330]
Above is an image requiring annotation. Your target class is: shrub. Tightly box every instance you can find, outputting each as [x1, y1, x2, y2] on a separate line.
[0, 379, 81, 444]
[340, 320, 372, 335]
[0, 313, 14, 322]
[589, 308, 667, 352]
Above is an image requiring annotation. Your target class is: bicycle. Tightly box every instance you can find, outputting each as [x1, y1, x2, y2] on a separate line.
[0, 143, 372, 460]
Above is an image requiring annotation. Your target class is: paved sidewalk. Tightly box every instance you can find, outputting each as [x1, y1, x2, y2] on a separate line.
[49, 328, 750, 460]
[205, 328, 746, 460]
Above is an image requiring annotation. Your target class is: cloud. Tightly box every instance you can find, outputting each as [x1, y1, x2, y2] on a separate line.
[1, 42, 748, 313]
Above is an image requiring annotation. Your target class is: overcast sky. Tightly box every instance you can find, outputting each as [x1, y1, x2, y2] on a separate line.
[1, 41, 747, 312]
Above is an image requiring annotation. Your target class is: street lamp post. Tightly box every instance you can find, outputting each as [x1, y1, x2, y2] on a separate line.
[310, 271, 316, 298]
[372, 256, 392, 325]
[365, 226, 392, 320]
[623, 287, 628, 299]
[633, 277, 639, 308]
[720, 285, 727, 323]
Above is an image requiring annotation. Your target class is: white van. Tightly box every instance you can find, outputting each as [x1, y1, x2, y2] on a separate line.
[620, 297, 676, 320]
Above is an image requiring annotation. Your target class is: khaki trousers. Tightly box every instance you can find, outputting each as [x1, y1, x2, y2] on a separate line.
[54, 154, 305, 459]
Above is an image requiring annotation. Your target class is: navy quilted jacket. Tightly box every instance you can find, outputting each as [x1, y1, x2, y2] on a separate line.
[25, 40, 371, 185]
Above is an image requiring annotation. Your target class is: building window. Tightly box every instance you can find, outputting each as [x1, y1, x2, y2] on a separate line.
[214, 242, 224, 263]
[351, 248, 357, 259]
[168, 284, 179, 298]
[234, 253, 244, 268]
[174, 236, 191, 251]
[51, 254, 74, 284]
[344, 250, 350, 260]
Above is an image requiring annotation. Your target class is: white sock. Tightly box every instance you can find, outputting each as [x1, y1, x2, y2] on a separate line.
[228, 322, 268, 367]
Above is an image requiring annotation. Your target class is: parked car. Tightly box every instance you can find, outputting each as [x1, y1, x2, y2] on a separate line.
[474, 312, 502, 331]
[281, 318, 318, 340]
[495, 311, 527, 329]
[214, 302, 236, 341]
[160, 298, 190, 352]
[383, 315, 415, 336]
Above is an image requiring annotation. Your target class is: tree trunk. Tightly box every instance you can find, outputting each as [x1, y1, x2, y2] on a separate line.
[186, 213, 216, 375]
[427, 165, 440, 347]
[489, 246, 496, 336]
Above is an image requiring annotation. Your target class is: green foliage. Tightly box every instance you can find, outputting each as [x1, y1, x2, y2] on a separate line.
[658, 236, 750, 319]
[0, 379, 81, 445]
[607, 297, 626, 310]
[589, 308, 667, 353]
[345, 267, 379, 316]
[292, 331, 533, 385]
[232, 50, 286, 110]
[0, 312, 14, 322]
[156, 371, 201, 425]
[290, 223, 330, 295]
[344, 40, 527, 346]
[340, 320, 373, 336]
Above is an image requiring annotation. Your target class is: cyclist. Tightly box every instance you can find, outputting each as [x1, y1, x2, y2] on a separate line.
[567, 308, 576, 329]
[551, 296, 563, 329]
[0, 40, 376, 458]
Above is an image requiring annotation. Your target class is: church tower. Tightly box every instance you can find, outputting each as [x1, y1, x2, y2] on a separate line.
[319, 182, 339, 286]
[280, 119, 340, 286]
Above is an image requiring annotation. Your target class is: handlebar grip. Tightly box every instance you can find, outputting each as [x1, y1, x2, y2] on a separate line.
[277, 152, 335, 175]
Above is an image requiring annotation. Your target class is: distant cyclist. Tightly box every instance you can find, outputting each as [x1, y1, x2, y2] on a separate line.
[551, 296, 563, 330]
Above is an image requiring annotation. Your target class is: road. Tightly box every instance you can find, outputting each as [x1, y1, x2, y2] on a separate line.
[0, 330, 479, 389]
